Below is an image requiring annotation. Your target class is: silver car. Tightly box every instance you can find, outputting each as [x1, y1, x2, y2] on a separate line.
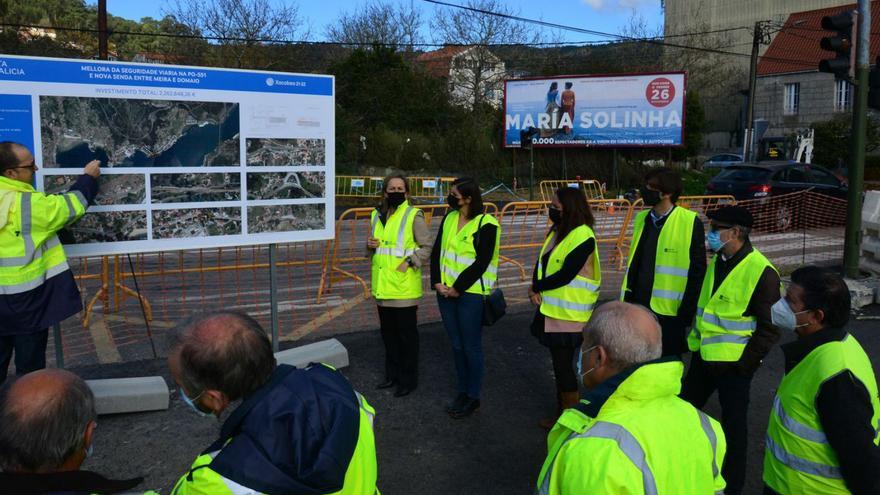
[702, 153, 743, 169]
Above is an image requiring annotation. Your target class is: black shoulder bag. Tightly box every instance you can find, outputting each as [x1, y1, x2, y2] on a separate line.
[475, 214, 506, 326]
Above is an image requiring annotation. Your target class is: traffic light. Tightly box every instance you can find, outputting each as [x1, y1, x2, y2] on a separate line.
[819, 11, 856, 78]
[869, 57, 880, 110]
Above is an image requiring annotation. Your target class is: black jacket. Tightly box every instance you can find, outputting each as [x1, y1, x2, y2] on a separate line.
[764, 327, 880, 495]
[430, 212, 498, 294]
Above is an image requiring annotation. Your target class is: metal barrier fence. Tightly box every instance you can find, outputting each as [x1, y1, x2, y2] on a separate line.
[336, 175, 455, 200]
[50, 191, 846, 368]
[539, 179, 605, 201]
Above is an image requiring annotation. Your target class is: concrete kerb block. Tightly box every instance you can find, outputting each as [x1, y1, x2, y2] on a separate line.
[844, 278, 876, 310]
[274, 338, 349, 370]
[86, 376, 169, 416]
[84, 339, 349, 416]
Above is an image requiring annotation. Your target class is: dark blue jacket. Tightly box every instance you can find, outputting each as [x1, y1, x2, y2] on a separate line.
[0, 175, 98, 335]
[207, 363, 362, 495]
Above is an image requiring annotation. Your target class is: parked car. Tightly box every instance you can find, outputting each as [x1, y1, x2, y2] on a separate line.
[705, 161, 847, 231]
[702, 153, 743, 169]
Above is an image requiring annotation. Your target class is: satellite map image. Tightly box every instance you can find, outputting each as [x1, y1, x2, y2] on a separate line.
[247, 172, 324, 200]
[152, 207, 242, 239]
[151, 173, 241, 203]
[246, 138, 325, 166]
[63, 211, 148, 243]
[44, 174, 146, 205]
[247, 204, 324, 233]
[40, 96, 240, 167]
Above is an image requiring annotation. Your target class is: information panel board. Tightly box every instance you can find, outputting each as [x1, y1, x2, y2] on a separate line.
[503, 72, 686, 148]
[0, 55, 334, 257]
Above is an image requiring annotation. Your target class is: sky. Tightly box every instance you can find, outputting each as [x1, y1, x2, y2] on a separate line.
[87, 0, 665, 44]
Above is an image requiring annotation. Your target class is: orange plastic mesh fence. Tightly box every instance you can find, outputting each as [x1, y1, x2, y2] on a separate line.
[48, 192, 846, 367]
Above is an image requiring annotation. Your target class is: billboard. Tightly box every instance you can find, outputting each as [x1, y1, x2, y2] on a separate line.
[503, 72, 686, 148]
[0, 55, 334, 257]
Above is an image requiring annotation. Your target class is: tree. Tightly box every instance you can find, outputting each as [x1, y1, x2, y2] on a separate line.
[430, 0, 541, 110]
[325, 1, 422, 51]
[165, 0, 308, 68]
[811, 114, 880, 168]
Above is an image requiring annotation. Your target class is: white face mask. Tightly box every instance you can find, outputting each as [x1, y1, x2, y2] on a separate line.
[770, 298, 810, 331]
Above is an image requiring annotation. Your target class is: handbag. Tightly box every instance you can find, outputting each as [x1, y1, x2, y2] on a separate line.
[475, 214, 506, 326]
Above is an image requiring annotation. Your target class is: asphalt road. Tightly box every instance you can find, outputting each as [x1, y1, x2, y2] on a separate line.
[75, 304, 880, 494]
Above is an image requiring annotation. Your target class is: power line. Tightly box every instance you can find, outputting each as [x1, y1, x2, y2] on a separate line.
[422, 0, 820, 68]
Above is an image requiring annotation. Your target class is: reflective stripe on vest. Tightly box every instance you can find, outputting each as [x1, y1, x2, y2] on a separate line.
[537, 226, 601, 323]
[370, 203, 422, 300]
[763, 334, 880, 493]
[691, 250, 775, 362]
[439, 212, 500, 295]
[621, 207, 696, 316]
[0, 184, 86, 293]
[537, 414, 721, 495]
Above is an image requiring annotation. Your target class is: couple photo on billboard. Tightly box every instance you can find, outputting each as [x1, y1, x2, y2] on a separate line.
[504, 72, 686, 148]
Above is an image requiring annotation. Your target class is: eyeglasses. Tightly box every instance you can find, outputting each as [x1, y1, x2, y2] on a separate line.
[11, 160, 36, 171]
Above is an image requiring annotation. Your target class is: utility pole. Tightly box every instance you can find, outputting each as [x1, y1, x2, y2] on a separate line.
[743, 21, 769, 163]
[98, 0, 108, 60]
[844, 0, 871, 278]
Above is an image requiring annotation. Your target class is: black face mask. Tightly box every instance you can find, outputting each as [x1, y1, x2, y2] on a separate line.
[640, 187, 661, 206]
[386, 192, 406, 207]
[548, 207, 562, 224]
[447, 194, 461, 210]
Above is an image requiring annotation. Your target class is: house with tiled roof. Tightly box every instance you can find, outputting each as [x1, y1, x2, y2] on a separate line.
[415, 45, 506, 109]
[753, 2, 880, 139]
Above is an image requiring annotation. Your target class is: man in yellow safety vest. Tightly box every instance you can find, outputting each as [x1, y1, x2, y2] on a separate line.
[622, 167, 706, 357]
[763, 266, 880, 495]
[536, 301, 726, 495]
[683, 205, 781, 495]
[0, 141, 99, 383]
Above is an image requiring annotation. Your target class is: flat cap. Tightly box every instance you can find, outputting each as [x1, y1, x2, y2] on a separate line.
[707, 205, 753, 228]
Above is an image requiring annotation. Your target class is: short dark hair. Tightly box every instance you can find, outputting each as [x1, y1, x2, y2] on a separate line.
[790, 266, 851, 327]
[0, 374, 96, 472]
[554, 186, 594, 240]
[644, 167, 683, 203]
[170, 311, 276, 400]
[453, 176, 484, 219]
[0, 141, 24, 173]
[565, 82, 573, 89]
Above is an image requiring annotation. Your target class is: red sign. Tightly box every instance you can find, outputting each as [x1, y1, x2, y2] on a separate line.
[646, 77, 675, 108]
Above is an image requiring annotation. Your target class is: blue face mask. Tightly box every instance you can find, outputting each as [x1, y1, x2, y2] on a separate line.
[576, 345, 598, 379]
[179, 388, 212, 418]
[706, 228, 730, 252]
[86, 443, 93, 458]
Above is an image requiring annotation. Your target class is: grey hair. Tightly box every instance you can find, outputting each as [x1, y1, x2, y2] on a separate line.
[0, 374, 96, 472]
[169, 310, 276, 401]
[734, 224, 751, 242]
[585, 302, 662, 369]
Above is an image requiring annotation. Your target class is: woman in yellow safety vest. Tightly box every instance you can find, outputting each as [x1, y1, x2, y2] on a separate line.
[367, 175, 432, 398]
[430, 177, 501, 419]
[529, 187, 601, 429]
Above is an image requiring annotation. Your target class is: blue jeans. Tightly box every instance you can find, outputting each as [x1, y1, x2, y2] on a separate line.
[437, 292, 484, 399]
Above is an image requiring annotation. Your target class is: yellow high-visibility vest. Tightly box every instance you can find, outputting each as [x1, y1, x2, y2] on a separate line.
[370, 201, 422, 300]
[537, 224, 601, 323]
[439, 211, 500, 296]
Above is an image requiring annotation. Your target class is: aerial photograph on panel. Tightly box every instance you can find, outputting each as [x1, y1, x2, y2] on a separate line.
[247, 204, 324, 233]
[44, 174, 146, 205]
[246, 172, 325, 200]
[151, 173, 241, 203]
[62, 211, 148, 243]
[152, 208, 242, 239]
[40, 96, 240, 167]
[245, 138, 325, 166]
